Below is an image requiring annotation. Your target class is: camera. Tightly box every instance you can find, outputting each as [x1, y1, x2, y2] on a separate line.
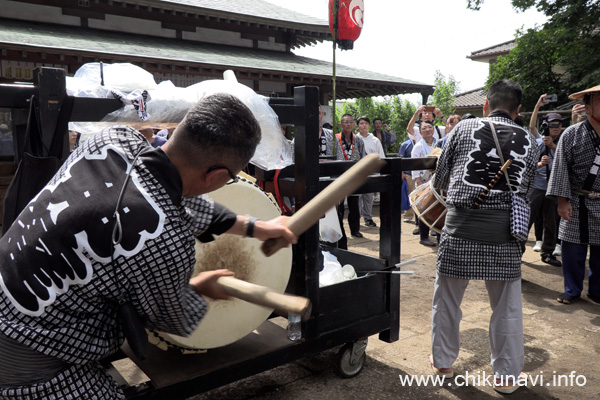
[543, 94, 558, 103]
[540, 120, 550, 136]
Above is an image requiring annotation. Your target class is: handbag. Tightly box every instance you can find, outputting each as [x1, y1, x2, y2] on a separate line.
[2, 96, 68, 234]
[488, 121, 530, 242]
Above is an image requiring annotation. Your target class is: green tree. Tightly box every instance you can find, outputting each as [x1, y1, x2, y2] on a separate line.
[337, 96, 417, 154]
[468, 0, 600, 102]
[388, 97, 417, 152]
[430, 70, 460, 119]
[486, 27, 564, 110]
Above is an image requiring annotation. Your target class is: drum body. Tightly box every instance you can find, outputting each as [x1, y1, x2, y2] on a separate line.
[409, 179, 447, 233]
[152, 178, 292, 350]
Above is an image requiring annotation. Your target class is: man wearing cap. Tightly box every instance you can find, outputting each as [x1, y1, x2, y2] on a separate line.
[547, 84, 600, 305]
[527, 94, 563, 267]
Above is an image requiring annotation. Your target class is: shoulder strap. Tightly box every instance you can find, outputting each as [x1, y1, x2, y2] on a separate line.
[488, 121, 514, 193]
[336, 133, 351, 160]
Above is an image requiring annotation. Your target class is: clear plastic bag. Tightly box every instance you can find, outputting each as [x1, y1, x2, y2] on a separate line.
[68, 63, 292, 171]
[73, 62, 157, 91]
[319, 251, 356, 287]
[319, 206, 342, 243]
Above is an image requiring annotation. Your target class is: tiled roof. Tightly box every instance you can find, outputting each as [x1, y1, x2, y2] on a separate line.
[156, 0, 329, 27]
[0, 19, 430, 96]
[468, 40, 515, 60]
[453, 87, 486, 108]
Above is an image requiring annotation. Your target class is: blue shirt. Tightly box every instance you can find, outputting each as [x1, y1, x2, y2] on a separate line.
[397, 138, 414, 176]
[532, 138, 555, 191]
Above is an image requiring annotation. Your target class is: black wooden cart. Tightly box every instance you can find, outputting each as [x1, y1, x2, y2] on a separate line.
[0, 67, 436, 399]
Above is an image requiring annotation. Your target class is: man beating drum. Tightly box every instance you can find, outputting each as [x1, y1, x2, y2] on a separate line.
[0, 93, 297, 399]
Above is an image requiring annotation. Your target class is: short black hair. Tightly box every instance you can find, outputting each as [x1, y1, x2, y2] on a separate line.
[487, 79, 522, 114]
[340, 113, 354, 121]
[419, 120, 434, 128]
[176, 93, 261, 169]
[357, 115, 371, 125]
[373, 118, 383, 124]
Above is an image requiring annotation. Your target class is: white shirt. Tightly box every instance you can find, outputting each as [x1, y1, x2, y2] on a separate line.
[412, 124, 446, 143]
[411, 137, 438, 182]
[360, 133, 385, 158]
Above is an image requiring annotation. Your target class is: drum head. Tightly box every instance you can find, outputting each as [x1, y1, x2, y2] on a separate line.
[155, 178, 292, 349]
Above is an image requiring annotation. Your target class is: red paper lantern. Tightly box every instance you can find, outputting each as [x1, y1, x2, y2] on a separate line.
[329, 0, 364, 50]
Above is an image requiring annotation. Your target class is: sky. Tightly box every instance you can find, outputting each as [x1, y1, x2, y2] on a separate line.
[264, 0, 548, 101]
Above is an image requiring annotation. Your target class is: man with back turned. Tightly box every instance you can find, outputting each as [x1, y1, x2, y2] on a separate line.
[429, 80, 538, 394]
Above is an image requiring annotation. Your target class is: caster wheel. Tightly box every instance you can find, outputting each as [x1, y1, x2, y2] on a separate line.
[335, 343, 366, 378]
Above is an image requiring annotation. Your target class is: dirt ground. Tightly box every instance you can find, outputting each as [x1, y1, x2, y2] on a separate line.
[185, 205, 600, 400]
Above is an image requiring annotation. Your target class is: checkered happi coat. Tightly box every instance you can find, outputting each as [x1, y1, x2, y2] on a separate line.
[547, 120, 600, 245]
[0, 126, 213, 399]
[433, 113, 538, 280]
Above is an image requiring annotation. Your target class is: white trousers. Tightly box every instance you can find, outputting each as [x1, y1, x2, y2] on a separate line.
[431, 273, 524, 379]
[359, 192, 374, 221]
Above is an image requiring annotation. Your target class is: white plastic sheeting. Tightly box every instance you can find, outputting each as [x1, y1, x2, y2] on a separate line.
[68, 63, 292, 170]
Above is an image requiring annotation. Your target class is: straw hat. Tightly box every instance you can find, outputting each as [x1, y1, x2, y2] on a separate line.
[569, 84, 600, 101]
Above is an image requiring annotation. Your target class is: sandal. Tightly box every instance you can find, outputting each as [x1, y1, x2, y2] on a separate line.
[429, 355, 453, 378]
[557, 292, 580, 304]
[494, 372, 528, 394]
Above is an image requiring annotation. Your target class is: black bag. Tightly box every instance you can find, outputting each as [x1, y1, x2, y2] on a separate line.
[2, 96, 67, 234]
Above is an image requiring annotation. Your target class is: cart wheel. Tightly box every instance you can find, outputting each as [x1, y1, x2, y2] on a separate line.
[336, 343, 366, 378]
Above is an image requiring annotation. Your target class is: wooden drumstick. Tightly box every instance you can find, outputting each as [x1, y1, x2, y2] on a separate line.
[216, 276, 312, 321]
[261, 153, 386, 257]
[474, 159, 512, 208]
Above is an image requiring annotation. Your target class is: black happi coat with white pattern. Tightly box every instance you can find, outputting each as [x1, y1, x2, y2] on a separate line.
[0, 126, 235, 397]
[547, 120, 600, 245]
[433, 111, 538, 280]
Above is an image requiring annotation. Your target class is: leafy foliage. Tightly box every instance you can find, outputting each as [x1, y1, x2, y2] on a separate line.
[331, 71, 459, 153]
[486, 27, 564, 110]
[469, 0, 600, 108]
[431, 71, 460, 118]
[337, 96, 416, 154]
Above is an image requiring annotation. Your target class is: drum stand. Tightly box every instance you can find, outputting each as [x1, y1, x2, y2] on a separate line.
[0, 72, 438, 399]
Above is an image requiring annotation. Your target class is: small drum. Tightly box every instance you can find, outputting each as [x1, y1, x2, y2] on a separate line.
[409, 179, 447, 233]
[150, 177, 293, 350]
